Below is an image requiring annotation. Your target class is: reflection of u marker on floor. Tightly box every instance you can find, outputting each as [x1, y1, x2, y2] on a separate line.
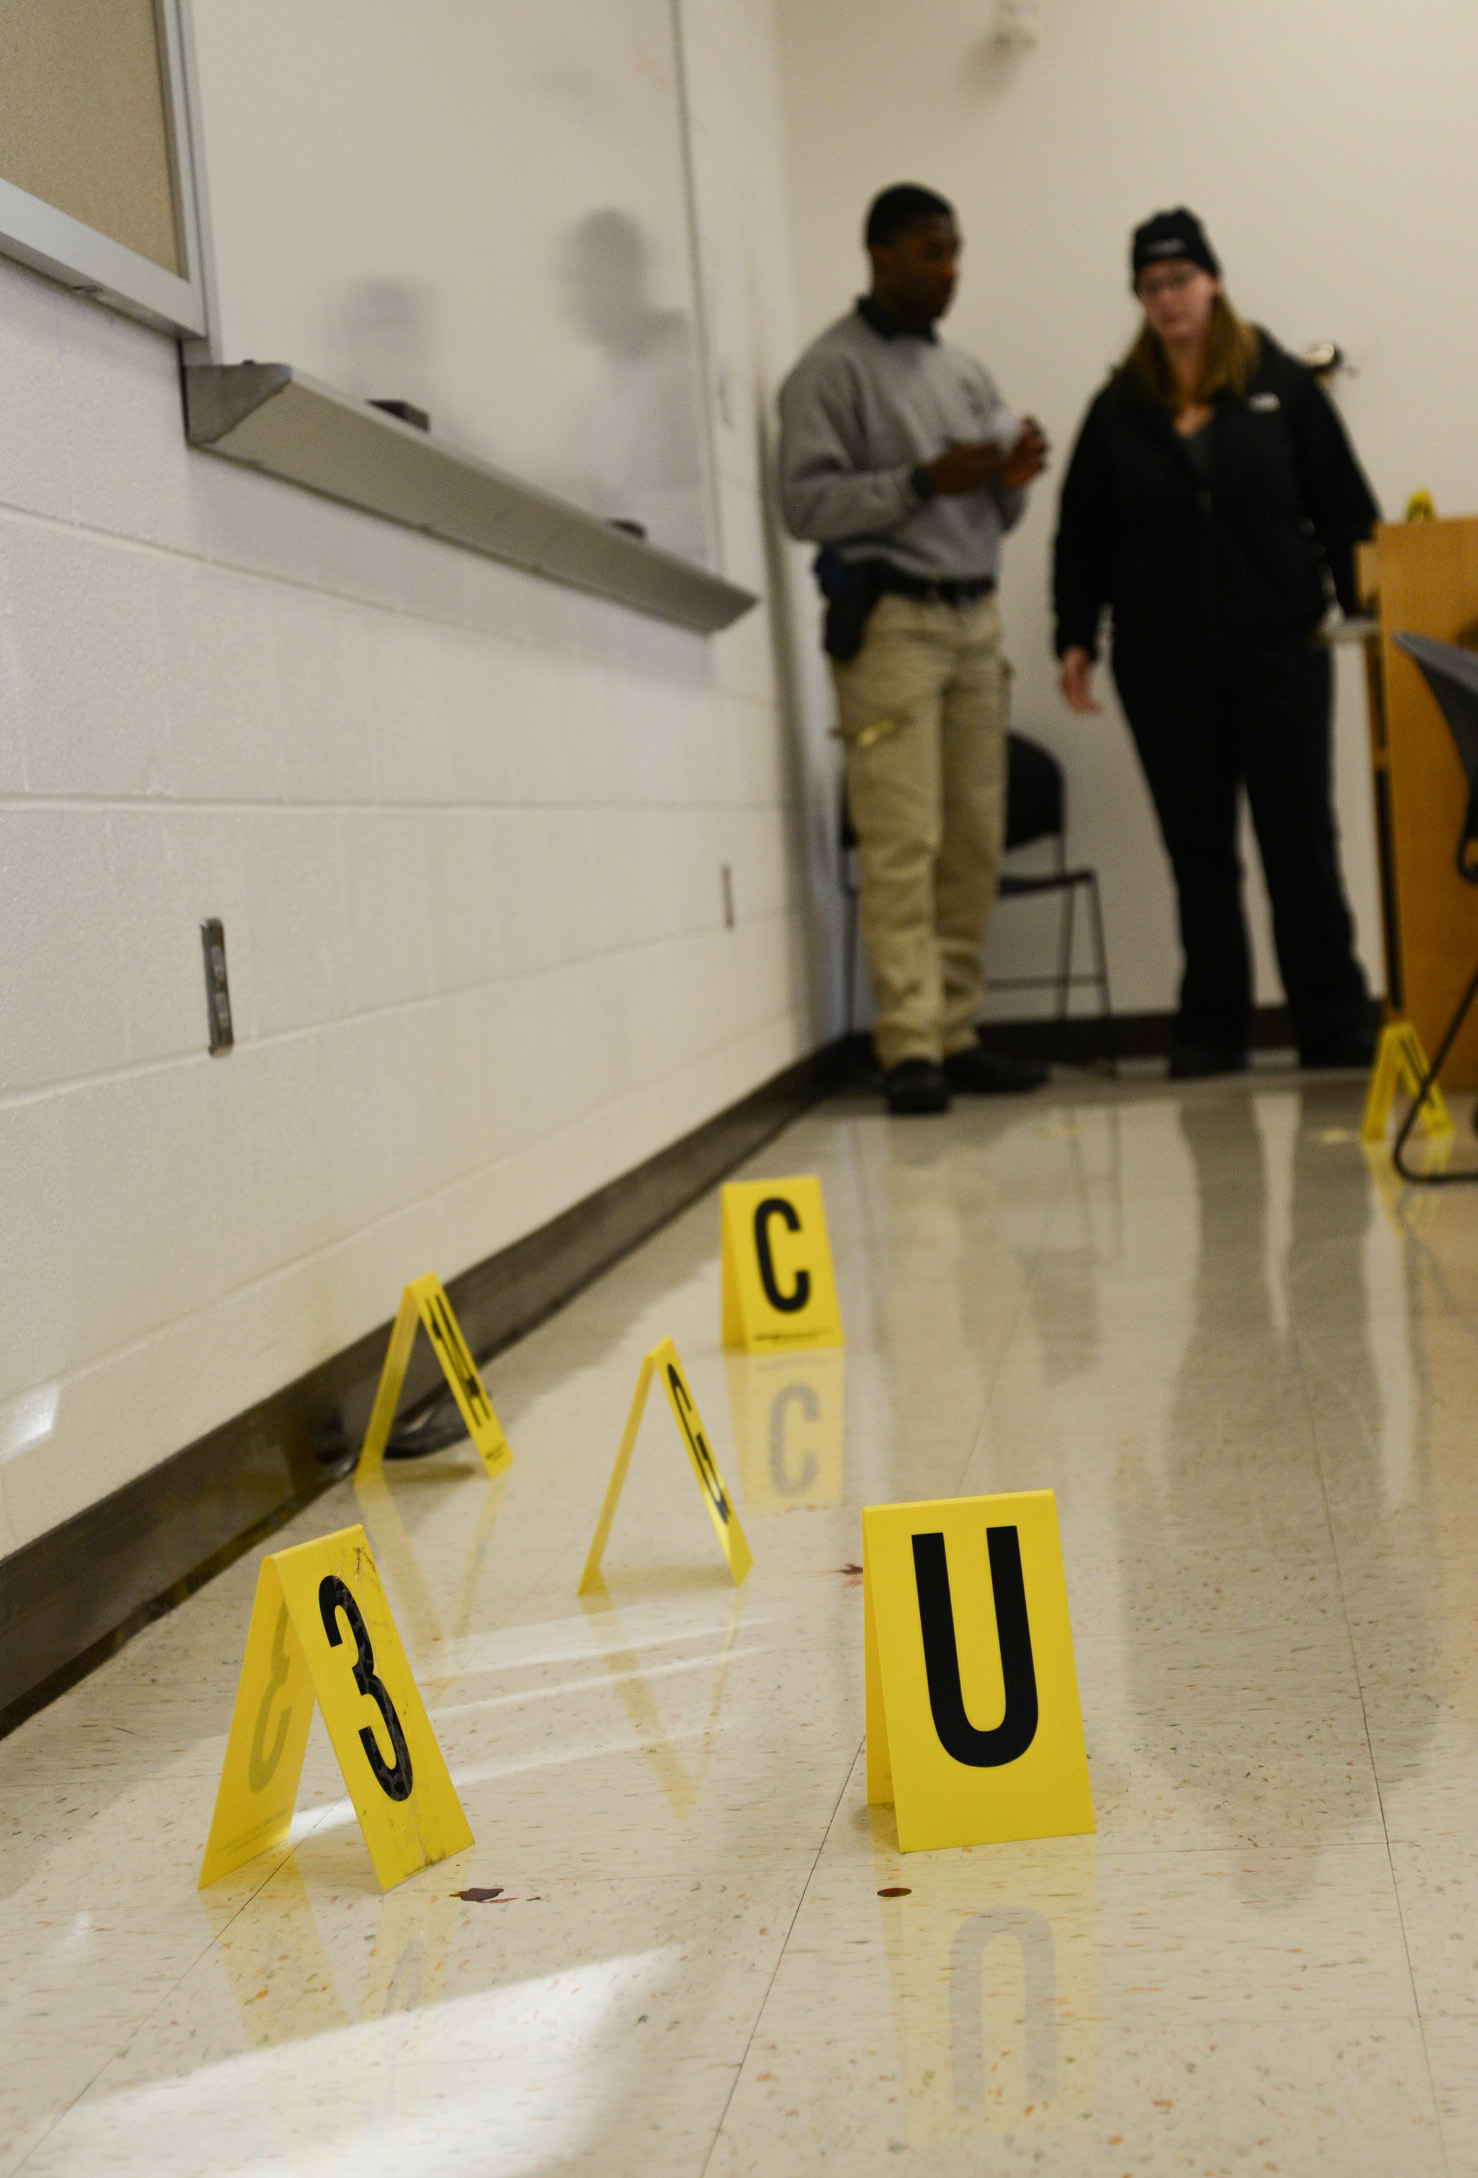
[873, 1840, 1097, 2139]
[950, 1909, 1056, 2109]
[724, 1349, 845, 1513]
[577, 1579, 746, 1820]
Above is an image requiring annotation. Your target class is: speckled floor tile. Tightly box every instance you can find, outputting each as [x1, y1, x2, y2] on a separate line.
[709, 2014, 1441, 2176]
[4, 1071, 1475, 2172]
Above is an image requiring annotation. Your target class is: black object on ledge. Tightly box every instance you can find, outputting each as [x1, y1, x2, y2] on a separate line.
[369, 398, 431, 432]
[182, 362, 756, 634]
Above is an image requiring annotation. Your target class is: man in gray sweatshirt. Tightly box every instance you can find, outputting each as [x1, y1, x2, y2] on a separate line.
[779, 183, 1047, 1114]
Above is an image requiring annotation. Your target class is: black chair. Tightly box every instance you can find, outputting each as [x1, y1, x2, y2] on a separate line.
[840, 730, 1116, 1067]
[1387, 632, 1478, 1183]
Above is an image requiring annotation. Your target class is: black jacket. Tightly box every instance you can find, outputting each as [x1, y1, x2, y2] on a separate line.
[1053, 331, 1379, 656]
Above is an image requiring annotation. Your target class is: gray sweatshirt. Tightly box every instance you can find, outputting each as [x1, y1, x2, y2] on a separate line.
[777, 304, 1027, 582]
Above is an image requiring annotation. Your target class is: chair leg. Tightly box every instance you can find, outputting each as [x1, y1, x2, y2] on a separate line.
[1393, 952, 1478, 1184]
[1086, 872, 1117, 1076]
[843, 872, 859, 1045]
[1055, 882, 1077, 1061]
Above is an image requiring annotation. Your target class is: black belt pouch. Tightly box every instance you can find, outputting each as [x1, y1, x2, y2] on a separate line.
[814, 549, 888, 664]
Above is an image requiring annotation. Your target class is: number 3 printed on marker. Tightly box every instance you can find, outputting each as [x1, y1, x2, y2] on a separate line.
[318, 1574, 414, 1801]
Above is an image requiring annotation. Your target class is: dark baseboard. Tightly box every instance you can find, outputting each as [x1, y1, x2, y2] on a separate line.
[973, 1003, 1296, 1069]
[0, 1036, 853, 1740]
[837, 1006, 1296, 1073]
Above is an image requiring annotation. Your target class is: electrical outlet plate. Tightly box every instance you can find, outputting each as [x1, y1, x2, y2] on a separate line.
[201, 918, 233, 1053]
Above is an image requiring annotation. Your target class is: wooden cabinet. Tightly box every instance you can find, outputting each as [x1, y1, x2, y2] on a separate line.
[1359, 517, 1478, 1087]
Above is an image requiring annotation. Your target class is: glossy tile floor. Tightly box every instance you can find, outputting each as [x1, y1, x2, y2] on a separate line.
[6, 1069, 1478, 2174]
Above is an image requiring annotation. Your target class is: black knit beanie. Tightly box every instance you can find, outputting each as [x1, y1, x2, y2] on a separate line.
[1130, 207, 1221, 288]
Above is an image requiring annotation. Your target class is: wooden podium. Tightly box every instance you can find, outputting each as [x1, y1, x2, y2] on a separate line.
[1358, 517, 1478, 1089]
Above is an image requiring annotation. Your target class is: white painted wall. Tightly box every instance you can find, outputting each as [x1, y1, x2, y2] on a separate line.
[777, 0, 1478, 1020]
[0, 0, 834, 1559]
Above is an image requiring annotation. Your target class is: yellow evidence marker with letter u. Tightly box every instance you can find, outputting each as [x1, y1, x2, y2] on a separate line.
[864, 1490, 1093, 1853]
[200, 1524, 472, 1892]
[721, 1176, 843, 1352]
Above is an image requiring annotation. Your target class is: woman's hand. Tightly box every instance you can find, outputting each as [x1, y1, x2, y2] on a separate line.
[1059, 647, 1101, 714]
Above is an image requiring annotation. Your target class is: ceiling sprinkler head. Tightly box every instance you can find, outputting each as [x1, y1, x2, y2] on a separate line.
[995, 0, 1040, 46]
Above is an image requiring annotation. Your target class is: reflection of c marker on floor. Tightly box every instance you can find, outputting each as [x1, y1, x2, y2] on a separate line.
[725, 1350, 845, 1514]
[769, 1379, 820, 1496]
[950, 1908, 1057, 2108]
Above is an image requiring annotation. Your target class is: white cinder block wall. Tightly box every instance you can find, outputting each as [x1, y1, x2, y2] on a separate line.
[777, 0, 1478, 1021]
[0, 0, 836, 1560]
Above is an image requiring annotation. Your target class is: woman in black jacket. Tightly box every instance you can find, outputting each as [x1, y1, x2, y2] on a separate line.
[1054, 207, 1379, 1076]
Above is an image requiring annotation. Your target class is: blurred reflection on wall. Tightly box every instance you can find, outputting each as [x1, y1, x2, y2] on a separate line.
[562, 209, 707, 563]
[333, 276, 439, 423]
[191, 2, 714, 564]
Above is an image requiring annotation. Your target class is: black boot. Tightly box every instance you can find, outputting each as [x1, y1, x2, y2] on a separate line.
[884, 1059, 951, 1115]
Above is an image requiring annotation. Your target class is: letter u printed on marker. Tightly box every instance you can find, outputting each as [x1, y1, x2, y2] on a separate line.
[911, 1527, 1038, 1768]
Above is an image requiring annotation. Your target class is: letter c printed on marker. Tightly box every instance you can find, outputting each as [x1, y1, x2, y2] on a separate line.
[752, 1196, 812, 1315]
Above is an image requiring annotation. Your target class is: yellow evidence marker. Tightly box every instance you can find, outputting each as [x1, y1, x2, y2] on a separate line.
[864, 1491, 1093, 1854]
[199, 1523, 473, 1891]
[720, 1176, 843, 1352]
[579, 1337, 753, 1593]
[357, 1272, 513, 1481]
[1361, 1019, 1453, 1143]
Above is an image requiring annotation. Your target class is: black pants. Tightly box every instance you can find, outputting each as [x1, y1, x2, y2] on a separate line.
[1112, 636, 1369, 1060]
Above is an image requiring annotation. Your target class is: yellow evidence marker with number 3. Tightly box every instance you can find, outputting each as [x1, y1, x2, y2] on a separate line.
[200, 1524, 472, 1892]
[721, 1176, 843, 1352]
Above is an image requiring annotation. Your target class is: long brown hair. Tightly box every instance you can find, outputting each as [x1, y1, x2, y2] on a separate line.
[1122, 292, 1260, 410]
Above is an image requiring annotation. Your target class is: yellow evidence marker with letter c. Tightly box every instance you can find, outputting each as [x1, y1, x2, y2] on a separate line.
[200, 1524, 472, 1892]
[721, 1176, 843, 1353]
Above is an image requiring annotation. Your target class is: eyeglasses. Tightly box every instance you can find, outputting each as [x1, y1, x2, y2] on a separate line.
[1138, 267, 1201, 302]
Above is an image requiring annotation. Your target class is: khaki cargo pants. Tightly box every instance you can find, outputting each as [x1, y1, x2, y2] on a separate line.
[833, 592, 1009, 1072]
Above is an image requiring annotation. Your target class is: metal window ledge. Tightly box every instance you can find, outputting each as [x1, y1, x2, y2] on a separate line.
[183, 363, 757, 633]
